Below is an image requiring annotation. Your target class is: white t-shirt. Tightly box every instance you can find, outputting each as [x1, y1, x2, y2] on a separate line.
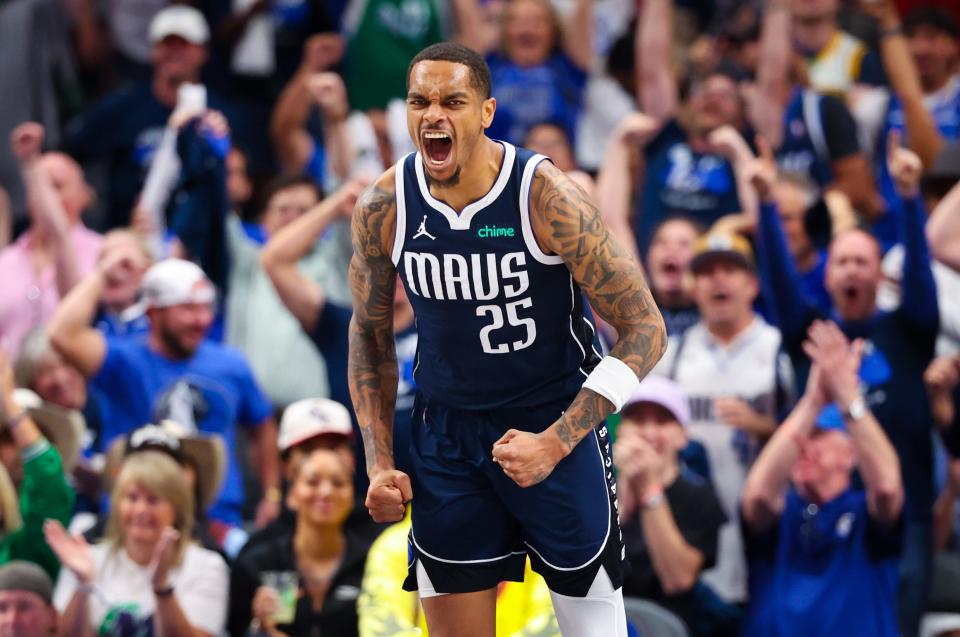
[53, 542, 229, 636]
[653, 317, 793, 603]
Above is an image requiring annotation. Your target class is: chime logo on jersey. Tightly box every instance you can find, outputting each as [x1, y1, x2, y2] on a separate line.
[403, 250, 530, 301]
[477, 224, 516, 238]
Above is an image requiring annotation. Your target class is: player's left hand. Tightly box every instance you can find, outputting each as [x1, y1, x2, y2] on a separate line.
[492, 429, 566, 488]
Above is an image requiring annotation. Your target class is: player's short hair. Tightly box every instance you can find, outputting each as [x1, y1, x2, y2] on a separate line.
[407, 42, 492, 100]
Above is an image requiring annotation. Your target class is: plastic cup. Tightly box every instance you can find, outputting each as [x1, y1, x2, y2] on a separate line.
[261, 571, 298, 625]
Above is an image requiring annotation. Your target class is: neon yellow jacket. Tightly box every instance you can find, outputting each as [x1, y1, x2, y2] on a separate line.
[358, 513, 560, 637]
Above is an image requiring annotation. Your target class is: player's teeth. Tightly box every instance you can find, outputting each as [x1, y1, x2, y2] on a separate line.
[424, 132, 449, 139]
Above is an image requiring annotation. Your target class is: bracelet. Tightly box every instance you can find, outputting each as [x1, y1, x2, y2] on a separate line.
[154, 584, 175, 598]
[264, 487, 282, 503]
[77, 581, 96, 595]
[581, 356, 641, 413]
[4, 411, 27, 429]
[880, 25, 903, 38]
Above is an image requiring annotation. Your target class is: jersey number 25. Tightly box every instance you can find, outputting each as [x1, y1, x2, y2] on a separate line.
[476, 298, 537, 354]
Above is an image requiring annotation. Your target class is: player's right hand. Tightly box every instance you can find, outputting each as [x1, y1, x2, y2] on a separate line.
[365, 469, 412, 523]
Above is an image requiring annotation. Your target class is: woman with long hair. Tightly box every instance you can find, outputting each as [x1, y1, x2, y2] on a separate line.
[229, 447, 370, 637]
[46, 450, 228, 637]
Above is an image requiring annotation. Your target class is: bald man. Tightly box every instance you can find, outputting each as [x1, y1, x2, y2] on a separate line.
[0, 122, 102, 356]
[758, 141, 938, 637]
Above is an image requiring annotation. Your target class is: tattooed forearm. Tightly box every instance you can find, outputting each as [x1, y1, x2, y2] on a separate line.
[348, 177, 401, 474]
[531, 161, 667, 450]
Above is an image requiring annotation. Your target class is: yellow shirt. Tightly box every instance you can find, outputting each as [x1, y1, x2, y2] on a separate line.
[358, 514, 561, 637]
[807, 30, 869, 96]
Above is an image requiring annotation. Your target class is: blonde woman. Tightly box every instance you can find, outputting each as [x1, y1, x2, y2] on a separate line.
[46, 450, 228, 637]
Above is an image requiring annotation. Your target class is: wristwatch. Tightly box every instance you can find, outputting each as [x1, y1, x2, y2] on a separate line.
[640, 487, 665, 510]
[841, 396, 867, 422]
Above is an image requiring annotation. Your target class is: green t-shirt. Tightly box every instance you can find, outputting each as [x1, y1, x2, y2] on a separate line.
[0, 441, 75, 580]
[344, 0, 444, 111]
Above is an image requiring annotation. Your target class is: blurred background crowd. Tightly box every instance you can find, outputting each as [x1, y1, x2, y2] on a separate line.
[0, 0, 959, 635]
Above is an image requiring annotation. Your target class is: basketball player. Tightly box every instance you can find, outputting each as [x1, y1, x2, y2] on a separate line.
[348, 42, 667, 637]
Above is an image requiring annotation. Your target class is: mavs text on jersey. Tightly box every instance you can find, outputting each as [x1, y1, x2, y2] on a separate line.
[392, 141, 602, 409]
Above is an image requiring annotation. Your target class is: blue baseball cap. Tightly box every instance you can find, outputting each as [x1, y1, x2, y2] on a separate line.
[815, 403, 847, 432]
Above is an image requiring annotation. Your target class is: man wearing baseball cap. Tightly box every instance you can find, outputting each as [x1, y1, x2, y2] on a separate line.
[0, 561, 58, 637]
[48, 258, 281, 533]
[651, 231, 794, 605]
[614, 376, 732, 636]
[62, 4, 239, 229]
[740, 320, 903, 637]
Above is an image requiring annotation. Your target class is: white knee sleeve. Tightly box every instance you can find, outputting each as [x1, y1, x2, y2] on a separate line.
[548, 568, 628, 637]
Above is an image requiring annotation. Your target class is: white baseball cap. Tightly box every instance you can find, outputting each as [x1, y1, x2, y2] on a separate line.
[279, 398, 353, 453]
[149, 5, 210, 45]
[141, 258, 215, 309]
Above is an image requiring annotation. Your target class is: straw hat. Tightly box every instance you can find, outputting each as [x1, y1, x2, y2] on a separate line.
[9, 389, 85, 474]
[105, 421, 226, 511]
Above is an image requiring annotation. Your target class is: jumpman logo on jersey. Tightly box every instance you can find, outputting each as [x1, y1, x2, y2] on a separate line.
[412, 215, 436, 241]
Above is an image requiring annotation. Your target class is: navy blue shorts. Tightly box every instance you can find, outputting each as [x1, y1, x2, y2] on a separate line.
[398, 392, 624, 597]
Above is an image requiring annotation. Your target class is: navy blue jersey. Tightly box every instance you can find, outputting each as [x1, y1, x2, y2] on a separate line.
[777, 89, 860, 189]
[634, 120, 741, 257]
[392, 142, 601, 410]
[777, 90, 832, 187]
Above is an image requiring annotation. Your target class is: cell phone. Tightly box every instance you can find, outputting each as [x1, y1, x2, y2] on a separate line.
[176, 83, 207, 115]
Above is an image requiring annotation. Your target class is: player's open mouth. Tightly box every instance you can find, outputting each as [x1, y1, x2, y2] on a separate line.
[423, 131, 453, 167]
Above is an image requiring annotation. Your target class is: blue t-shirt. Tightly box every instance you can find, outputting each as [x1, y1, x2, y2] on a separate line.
[486, 52, 587, 146]
[741, 488, 901, 637]
[91, 336, 273, 524]
[93, 307, 150, 338]
[635, 121, 742, 257]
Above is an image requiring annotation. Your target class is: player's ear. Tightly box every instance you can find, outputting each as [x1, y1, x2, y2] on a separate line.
[481, 97, 496, 129]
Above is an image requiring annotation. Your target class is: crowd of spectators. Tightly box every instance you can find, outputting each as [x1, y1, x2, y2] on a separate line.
[0, 0, 959, 635]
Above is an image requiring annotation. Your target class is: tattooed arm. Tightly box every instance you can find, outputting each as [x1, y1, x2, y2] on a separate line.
[492, 161, 667, 487]
[348, 168, 412, 522]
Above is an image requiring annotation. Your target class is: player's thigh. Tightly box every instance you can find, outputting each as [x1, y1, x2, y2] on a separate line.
[420, 587, 498, 637]
[492, 420, 622, 595]
[406, 395, 525, 587]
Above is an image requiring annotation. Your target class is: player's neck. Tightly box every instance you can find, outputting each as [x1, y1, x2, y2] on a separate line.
[427, 137, 504, 214]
